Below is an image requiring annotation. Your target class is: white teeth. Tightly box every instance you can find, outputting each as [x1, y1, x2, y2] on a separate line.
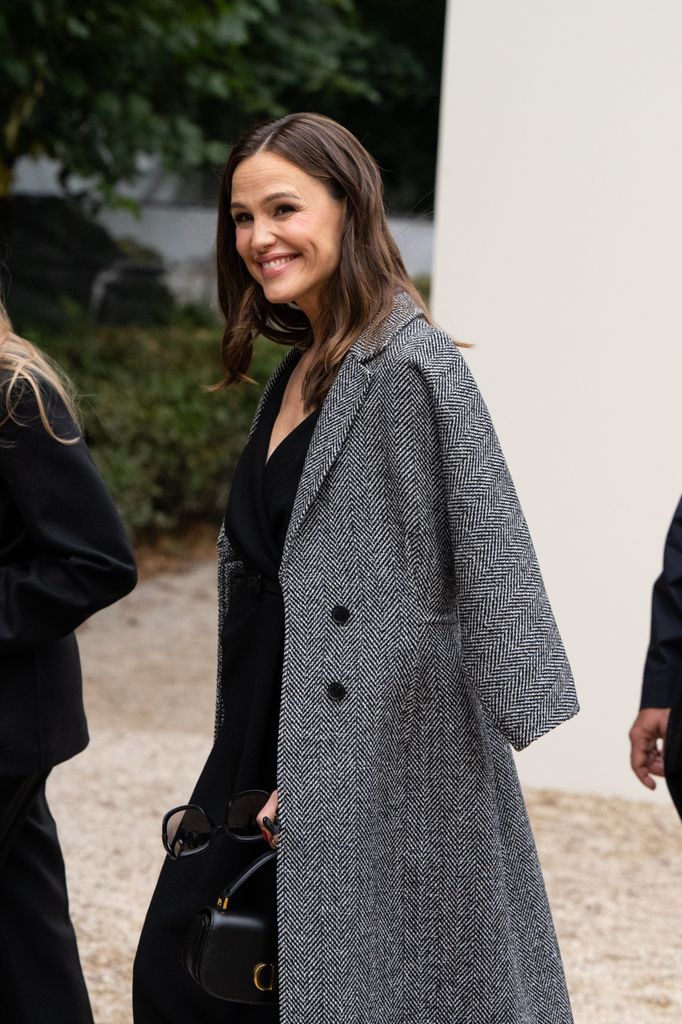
[261, 256, 297, 269]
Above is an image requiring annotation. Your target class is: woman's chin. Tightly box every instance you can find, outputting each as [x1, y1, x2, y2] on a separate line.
[262, 283, 301, 308]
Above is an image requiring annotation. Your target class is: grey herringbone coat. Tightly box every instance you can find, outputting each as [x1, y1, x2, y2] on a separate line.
[216, 292, 579, 1024]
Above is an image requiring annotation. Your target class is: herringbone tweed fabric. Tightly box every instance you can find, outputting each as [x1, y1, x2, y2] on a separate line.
[216, 292, 579, 1024]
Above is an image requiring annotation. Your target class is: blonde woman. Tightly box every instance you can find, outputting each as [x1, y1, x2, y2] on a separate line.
[0, 305, 137, 1022]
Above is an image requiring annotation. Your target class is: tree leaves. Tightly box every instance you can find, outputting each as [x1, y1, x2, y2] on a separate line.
[0, 0, 445, 210]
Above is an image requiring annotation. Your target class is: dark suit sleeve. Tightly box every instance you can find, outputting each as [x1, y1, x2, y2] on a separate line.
[0, 381, 137, 651]
[641, 497, 682, 708]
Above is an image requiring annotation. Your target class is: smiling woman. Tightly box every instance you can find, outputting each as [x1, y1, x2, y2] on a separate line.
[133, 112, 578, 1024]
[214, 113, 425, 413]
[229, 155, 346, 334]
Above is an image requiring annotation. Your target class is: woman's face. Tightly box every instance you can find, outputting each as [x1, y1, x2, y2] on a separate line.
[230, 152, 346, 325]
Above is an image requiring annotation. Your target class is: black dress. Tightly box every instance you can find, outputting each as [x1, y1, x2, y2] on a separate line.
[133, 355, 319, 1023]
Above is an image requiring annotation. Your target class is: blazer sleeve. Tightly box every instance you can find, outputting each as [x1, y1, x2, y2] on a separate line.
[0, 380, 137, 651]
[412, 335, 579, 750]
[640, 497, 682, 708]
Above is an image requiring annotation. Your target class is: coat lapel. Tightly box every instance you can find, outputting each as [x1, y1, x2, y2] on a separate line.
[273, 291, 426, 576]
[280, 353, 371, 576]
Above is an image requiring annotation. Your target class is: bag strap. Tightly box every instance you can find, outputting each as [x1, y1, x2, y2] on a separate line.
[216, 849, 277, 912]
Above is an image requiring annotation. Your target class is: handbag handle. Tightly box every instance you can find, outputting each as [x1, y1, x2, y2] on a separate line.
[216, 849, 277, 912]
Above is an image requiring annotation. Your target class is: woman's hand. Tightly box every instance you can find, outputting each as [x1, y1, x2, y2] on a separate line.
[257, 788, 280, 849]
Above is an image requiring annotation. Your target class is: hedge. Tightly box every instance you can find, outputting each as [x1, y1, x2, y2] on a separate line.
[32, 277, 430, 540]
[35, 320, 283, 538]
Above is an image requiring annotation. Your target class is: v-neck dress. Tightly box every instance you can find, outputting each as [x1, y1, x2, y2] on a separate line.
[133, 354, 320, 1024]
[220, 357, 320, 801]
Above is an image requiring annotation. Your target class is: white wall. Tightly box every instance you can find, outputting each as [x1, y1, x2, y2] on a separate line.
[433, 1, 682, 799]
[12, 157, 434, 279]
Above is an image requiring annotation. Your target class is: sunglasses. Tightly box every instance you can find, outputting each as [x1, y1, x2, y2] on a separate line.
[162, 788, 274, 860]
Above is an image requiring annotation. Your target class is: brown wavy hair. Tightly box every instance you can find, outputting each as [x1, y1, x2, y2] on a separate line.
[0, 301, 80, 444]
[215, 112, 429, 410]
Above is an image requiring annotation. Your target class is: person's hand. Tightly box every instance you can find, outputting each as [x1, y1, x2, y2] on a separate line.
[256, 789, 279, 849]
[629, 707, 671, 790]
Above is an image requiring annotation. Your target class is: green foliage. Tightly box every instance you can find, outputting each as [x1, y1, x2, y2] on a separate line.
[327, 0, 447, 213]
[249, 0, 448, 212]
[0, 0, 445, 212]
[34, 320, 283, 536]
[28, 269, 429, 539]
[165, 0, 447, 213]
[411, 277, 430, 311]
[0, 0, 375, 202]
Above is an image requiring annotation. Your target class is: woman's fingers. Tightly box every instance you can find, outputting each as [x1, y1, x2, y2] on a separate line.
[256, 789, 279, 847]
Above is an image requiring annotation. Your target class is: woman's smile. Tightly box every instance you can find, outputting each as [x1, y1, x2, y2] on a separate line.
[256, 253, 301, 279]
[230, 151, 345, 328]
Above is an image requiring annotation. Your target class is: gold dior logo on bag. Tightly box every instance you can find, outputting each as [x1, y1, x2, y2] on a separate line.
[253, 962, 276, 991]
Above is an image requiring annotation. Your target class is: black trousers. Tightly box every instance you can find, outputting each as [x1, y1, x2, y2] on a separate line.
[666, 690, 682, 821]
[0, 773, 93, 1024]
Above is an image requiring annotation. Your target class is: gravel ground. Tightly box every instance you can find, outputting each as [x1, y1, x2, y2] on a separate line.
[47, 560, 682, 1024]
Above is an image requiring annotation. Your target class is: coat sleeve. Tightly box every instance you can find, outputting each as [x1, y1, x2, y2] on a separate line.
[0, 380, 137, 651]
[640, 497, 682, 708]
[412, 334, 578, 750]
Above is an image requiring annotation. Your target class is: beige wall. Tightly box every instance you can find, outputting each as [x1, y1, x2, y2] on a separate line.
[433, 0, 682, 798]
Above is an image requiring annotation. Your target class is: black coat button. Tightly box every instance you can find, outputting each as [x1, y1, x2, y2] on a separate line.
[327, 682, 347, 702]
[331, 605, 350, 625]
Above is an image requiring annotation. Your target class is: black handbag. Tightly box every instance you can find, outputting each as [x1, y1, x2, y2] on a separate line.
[183, 849, 278, 1004]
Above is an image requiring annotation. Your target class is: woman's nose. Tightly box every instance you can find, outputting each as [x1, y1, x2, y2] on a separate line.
[251, 216, 276, 252]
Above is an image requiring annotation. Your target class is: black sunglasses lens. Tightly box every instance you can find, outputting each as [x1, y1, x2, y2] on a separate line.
[227, 791, 267, 838]
[165, 807, 213, 858]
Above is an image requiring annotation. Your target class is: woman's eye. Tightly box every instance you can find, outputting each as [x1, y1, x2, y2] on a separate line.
[233, 212, 252, 225]
[275, 204, 296, 216]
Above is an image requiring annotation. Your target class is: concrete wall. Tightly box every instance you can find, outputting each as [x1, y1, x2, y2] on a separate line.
[96, 208, 433, 305]
[11, 157, 434, 305]
[433, 0, 682, 799]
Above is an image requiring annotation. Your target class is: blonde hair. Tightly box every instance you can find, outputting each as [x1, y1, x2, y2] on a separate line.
[0, 301, 80, 443]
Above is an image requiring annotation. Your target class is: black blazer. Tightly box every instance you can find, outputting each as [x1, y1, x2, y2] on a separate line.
[0, 379, 137, 774]
[641, 496, 682, 708]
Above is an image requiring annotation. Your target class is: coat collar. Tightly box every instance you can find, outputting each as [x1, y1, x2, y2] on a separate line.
[346, 289, 426, 363]
[280, 352, 370, 576]
[246, 289, 425, 440]
[278, 290, 426, 576]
